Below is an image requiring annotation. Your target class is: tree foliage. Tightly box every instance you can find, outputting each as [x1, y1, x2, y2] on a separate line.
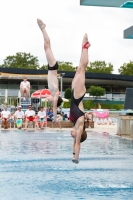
[40, 61, 77, 71]
[40, 64, 47, 70]
[87, 85, 106, 97]
[58, 61, 77, 71]
[40, 61, 114, 73]
[2, 52, 39, 69]
[62, 102, 70, 108]
[118, 61, 133, 75]
[83, 100, 123, 110]
[64, 88, 72, 99]
[86, 61, 113, 74]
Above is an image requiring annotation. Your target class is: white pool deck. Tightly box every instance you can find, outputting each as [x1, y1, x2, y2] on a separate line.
[0, 123, 117, 135]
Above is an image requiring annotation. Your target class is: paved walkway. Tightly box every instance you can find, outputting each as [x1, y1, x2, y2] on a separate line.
[1, 124, 117, 133]
[0, 123, 133, 140]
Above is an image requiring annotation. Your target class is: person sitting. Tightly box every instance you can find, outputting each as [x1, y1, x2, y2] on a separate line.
[1, 106, 11, 129]
[103, 117, 108, 125]
[85, 112, 94, 128]
[47, 108, 54, 121]
[0, 108, 2, 118]
[107, 116, 112, 125]
[37, 107, 47, 129]
[14, 106, 24, 129]
[20, 77, 30, 99]
[95, 117, 104, 125]
[24, 105, 36, 130]
[0, 110, 2, 125]
[60, 112, 66, 121]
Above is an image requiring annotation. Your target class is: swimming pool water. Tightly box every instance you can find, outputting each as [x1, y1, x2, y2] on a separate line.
[0, 130, 133, 200]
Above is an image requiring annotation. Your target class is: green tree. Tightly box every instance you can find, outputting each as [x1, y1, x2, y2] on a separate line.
[58, 61, 76, 71]
[30, 89, 36, 96]
[83, 100, 96, 110]
[86, 61, 113, 74]
[118, 61, 133, 75]
[40, 61, 77, 71]
[2, 52, 39, 69]
[87, 85, 106, 98]
[62, 102, 70, 108]
[40, 64, 47, 70]
[64, 88, 72, 99]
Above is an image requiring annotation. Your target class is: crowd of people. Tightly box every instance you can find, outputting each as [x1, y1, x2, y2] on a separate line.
[0, 106, 56, 130]
[0, 106, 113, 130]
[95, 116, 112, 125]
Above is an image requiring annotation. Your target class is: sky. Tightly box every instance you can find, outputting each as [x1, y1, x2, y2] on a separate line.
[0, 0, 133, 74]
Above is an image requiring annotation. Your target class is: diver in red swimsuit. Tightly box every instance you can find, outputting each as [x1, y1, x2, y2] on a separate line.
[70, 33, 91, 164]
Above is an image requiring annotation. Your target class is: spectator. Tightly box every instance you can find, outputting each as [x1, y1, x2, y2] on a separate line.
[37, 107, 46, 129]
[14, 106, 24, 129]
[98, 102, 101, 109]
[95, 117, 104, 125]
[24, 105, 36, 130]
[47, 108, 54, 121]
[103, 117, 108, 125]
[0, 108, 2, 119]
[107, 116, 112, 125]
[85, 112, 94, 127]
[1, 106, 11, 129]
[61, 112, 65, 121]
[103, 116, 112, 125]
[20, 77, 30, 99]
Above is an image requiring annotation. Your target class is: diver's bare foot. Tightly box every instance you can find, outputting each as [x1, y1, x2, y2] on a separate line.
[37, 18, 46, 31]
[72, 158, 79, 164]
[82, 33, 91, 49]
[72, 157, 79, 164]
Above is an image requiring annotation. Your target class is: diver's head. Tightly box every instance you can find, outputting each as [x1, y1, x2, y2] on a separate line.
[80, 130, 87, 143]
[57, 96, 63, 107]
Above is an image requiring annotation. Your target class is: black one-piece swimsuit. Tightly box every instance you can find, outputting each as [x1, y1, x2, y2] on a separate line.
[70, 89, 85, 125]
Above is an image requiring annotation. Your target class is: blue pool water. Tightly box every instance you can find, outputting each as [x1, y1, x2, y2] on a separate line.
[0, 130, 133, 200]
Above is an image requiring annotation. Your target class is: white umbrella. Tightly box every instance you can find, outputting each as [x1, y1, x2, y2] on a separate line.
[5, 89, 8, 104]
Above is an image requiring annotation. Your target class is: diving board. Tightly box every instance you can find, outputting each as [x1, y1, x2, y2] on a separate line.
[80, 0, 133, 8]
[124, 26, 133, 39]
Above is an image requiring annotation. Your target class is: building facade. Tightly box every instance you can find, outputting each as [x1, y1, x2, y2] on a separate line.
[0, 67, 133, 104]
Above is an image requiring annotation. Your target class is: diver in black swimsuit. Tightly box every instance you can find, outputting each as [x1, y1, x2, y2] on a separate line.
[70, 33, 91, 164]
[37, 19, 63, 123]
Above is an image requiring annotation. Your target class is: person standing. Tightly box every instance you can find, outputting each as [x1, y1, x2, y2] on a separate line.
[20, 77, 30, 99]
[98, 102, 101, 109]
[70, 33, 91, 164]
[37, 19, 63, 123]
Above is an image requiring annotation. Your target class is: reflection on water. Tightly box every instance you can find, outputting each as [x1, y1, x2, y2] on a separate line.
[0, 130, 133, 200]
